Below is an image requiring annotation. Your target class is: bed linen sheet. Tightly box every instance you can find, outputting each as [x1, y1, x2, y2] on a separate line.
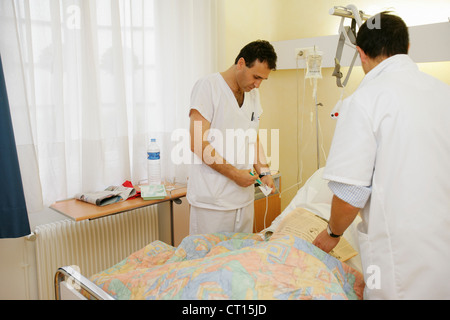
[90, 232, 365, 300]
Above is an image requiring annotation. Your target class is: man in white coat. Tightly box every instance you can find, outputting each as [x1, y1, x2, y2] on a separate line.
[187, 40, 277, 235]
[313, 12, 450, 299]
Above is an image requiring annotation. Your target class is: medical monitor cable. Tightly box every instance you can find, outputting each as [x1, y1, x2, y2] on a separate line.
[313, 84, 328, 169]
[330, 87, 346, 119]
[296, 58, 300, 187]
[265, 51, 325, 232]
[263, 194, 269, 230]
[295, 58, 305, 191]
[288, 48, 326, 195]
[286, 56, 314, 199]
[257, 59, 302, 225]
[268, 59, 309, 210]
[305, 49, 325, 170]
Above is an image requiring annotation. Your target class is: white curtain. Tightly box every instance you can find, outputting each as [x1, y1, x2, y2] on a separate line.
[0, 0, 218, 213]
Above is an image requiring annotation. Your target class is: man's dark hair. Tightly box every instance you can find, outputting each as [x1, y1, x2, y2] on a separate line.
[356, 12, 409, 59]
[234, 40, 277, 70]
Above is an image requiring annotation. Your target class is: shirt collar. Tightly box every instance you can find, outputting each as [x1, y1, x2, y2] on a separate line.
[359, 54, 417, 88]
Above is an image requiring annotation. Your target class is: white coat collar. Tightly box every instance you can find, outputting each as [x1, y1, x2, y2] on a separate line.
[359, 54, 417, 88]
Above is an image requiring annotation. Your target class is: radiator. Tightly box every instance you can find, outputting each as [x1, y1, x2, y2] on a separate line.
[34, 206, 159, 300]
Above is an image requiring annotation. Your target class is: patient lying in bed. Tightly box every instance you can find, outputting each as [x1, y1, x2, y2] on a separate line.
[86, 168, 364, 300]
[90, 231, 363, 299]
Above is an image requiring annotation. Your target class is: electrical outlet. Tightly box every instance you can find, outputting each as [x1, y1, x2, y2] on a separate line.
[295, 47, 315, 59]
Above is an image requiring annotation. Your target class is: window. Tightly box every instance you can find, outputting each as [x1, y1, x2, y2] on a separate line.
[0, 0, 218, 211]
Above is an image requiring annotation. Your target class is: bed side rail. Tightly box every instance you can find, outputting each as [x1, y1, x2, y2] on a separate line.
[54, 266, 115, 300]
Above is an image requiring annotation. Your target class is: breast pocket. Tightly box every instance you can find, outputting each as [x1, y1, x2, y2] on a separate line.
[230, 126, 257, 170]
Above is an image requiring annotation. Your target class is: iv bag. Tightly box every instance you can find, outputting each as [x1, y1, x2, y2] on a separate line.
[305, 53, 323, 79]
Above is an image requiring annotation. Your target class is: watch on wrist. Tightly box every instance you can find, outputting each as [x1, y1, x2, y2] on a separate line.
[326, 224, 342, 238]
[259, 171, 271, 179]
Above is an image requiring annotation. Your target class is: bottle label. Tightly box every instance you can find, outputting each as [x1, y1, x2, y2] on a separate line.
[147, 152, 160, 160]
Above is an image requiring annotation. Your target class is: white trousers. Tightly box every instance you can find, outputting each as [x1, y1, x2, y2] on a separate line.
[189, 202, 254, 235]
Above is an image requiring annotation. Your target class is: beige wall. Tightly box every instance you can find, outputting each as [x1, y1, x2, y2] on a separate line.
[219, 0, 450, 210]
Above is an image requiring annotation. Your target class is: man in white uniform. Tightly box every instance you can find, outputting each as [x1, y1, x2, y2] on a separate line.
[187, 40, 277, 234]
[313, 13, 450, 299]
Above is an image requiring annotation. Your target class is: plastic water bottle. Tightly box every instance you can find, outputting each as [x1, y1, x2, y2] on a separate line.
[147, 138, 161, 185]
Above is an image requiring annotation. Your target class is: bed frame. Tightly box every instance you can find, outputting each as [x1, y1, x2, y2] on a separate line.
[55, 266, 114, 300]
[53, 169, 364, 300]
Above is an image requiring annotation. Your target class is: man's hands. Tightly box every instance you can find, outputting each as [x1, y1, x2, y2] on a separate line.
[261, 175, 276, 194]
[190, 109, 276, 190]
[233, 169, 258, 187]
[312, 229, 341, 253]
[312, 194, 360, 253]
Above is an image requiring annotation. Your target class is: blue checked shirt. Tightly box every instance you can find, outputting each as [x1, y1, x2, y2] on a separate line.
[328, 181, 372, 208]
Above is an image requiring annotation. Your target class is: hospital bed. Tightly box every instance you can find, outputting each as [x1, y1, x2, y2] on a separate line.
[55, 168, 365, 300]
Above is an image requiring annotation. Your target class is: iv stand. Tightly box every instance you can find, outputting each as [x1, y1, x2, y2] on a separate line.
[315, 97, 323, 170]
[301, 46, 323, 170]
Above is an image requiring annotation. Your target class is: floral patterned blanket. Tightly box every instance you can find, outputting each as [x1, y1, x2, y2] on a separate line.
[90, 232, 364, 300]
